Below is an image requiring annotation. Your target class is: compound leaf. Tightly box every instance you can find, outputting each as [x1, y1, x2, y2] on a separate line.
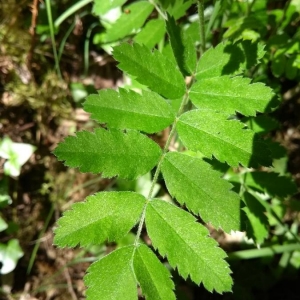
[53, 128, 161, 179]
[196, 41, 265, 79]
[145, 199, 233, 293]
[54, 192, 145, 247]
[85, 246, 137, 300]
[190, 76, 274, 116]
[134, 19, 166, 49]
[161, 152, 240, 232]
[102, 1, 153, 43]
[84, 89, 174, 133]
[134, 244, 175, 300]
[113, 43, 186, 99]
[177, 110, 272, 167]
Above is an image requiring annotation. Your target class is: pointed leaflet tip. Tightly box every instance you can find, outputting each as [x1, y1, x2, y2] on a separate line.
[134, 244, 176, 300]
[190, 76, 275, 117]
[161, 152, 240, 232]
[146, 200, 233, 293]
[113, 42, 186, 99]
[83, 88, 175, 133]
[54, 191, 146, 247]
[177, 110, 272, 168]
[53, 128, 162, 179]
[85, 246, 138, 300]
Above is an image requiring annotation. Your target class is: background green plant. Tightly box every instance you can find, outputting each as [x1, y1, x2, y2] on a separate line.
[0, 137, 35, 275]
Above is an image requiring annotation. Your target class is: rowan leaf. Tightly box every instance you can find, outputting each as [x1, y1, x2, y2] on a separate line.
[83, 89, 174, 133]
[145, 199, 233, 293]
[196, 40, 265, 79]
[177, 110, 272, 167]
[161, 152, 240, 232]
[101, 1, 153, 43]
[190, 76, 274, 116]
[134, 19, 166, 49]
[85, 246, 137, 300]
[113, 43, 186, 99]
[53, 128, 161, 179]
[134, 244, 175, 300]
[54, 192, 145, 247]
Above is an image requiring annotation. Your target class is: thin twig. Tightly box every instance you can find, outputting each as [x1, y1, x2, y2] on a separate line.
[63, 267, 78, 300]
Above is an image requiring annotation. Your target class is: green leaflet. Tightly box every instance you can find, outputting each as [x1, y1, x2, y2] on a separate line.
[134, 244, 175, 300]
[53, 128, 161, 179]
[195, 41, 265, 79]
[161, 152, 240, 232]
[134, 19, 166, 49]
[85, 246, 137, 300]
[229, 171, 298, 198]
[54, 192, 146, 247]
[242, 192, 268, 245]
[83, 89, 174, 133]
[85, 244, 175, 299]
[145, 199, 233, 293]
[177, 110, 272, 167]
[101, 1, 153, 43]
[166, 14, 197, 75]
[190, 76, 274, 116]
[92, 0, 127, 15]
[113, 43, 186, 99]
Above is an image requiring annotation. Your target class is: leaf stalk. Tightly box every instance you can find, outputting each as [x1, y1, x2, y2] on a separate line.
[134, 90, 190, 247]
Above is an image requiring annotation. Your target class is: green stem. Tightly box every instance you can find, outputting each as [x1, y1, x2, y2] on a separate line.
[84, 23, 99, 76]
[45, 0, 62, 79]
[246, 0, 257, 16]
[205, 0, 221, 39]
[197, 0, 206, 55]
[58, 12, 89, 63]
[54, 0, 93, 28]
[134, 91, 190, 246]
[149, 0, 167, 20]
[27, 204, 54, 274]
[228, 243, 300, 260]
